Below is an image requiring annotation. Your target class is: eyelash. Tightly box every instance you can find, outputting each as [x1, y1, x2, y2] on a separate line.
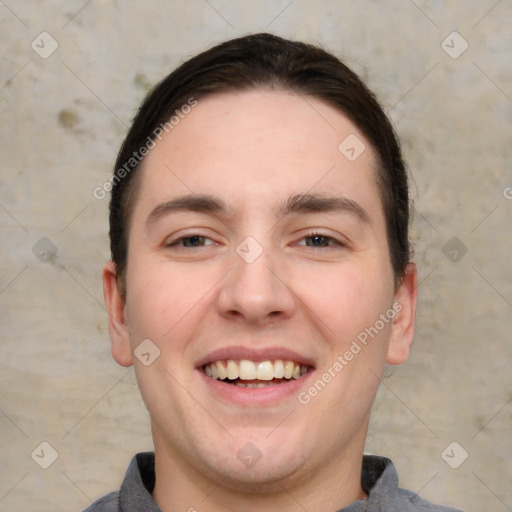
[166, 235, 216, 248]
[166, 231, 344, 249]
[297, 231, 344, 248]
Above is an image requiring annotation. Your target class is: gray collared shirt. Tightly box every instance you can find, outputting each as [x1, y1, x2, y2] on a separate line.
[83, 452, 463, 511]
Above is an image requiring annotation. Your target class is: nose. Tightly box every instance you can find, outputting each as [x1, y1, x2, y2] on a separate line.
[216, 242, 297, 326]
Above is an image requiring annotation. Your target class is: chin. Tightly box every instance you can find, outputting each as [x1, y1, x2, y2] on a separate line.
[213, 464, 307, 494]
[197, 441, 310, 493]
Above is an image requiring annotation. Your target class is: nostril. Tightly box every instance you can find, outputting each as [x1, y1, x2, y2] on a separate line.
[226, 310, 243, 319]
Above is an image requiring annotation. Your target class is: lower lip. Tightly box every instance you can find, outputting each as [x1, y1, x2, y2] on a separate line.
[198, 370, 314, 406]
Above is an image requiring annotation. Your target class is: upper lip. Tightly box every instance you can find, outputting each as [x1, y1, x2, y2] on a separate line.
[195, 346, 316, 369]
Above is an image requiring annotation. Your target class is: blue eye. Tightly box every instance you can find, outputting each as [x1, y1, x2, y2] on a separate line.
[305, 235, 331, 247]
[298, 233, 341, 247]
[167, 235, 215, 248]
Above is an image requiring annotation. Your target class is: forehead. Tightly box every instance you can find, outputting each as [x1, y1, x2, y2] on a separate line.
[135, 89, 382, 222]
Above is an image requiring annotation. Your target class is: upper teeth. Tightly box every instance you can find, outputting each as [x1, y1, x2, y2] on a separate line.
[204, 360, 308, 380]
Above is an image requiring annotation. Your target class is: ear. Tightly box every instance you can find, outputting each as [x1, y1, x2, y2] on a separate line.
[103, 261, 133, 367]
[386, 262, 418, 365]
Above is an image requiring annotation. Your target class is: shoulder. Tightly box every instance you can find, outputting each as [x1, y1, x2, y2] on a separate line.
[394, 487, 463, 511]
[81, 452, 157, 512]
[82, 491, 119, 511]
[362, 455, 463, 512]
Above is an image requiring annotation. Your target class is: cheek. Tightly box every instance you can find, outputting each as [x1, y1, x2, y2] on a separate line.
[290, 260, 393, 345]
[295, 263, 394, 439]
[124, 256, 219, 348]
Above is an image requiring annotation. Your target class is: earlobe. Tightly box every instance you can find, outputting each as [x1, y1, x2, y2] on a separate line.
[386, 263, 418, 365]
[102, 261, 133, 367]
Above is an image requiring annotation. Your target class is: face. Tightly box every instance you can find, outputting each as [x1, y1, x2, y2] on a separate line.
[104, 90, 416, 492]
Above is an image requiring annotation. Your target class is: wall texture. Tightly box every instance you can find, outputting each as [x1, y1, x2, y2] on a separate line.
[1, 1, 511, 511]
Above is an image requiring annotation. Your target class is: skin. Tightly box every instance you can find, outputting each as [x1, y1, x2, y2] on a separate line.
[103, 89, 417, 512]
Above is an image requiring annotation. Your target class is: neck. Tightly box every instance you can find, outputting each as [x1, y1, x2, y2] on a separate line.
[151, 431, 367, 512]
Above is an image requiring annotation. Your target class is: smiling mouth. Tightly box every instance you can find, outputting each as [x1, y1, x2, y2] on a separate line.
[203, 359, 311, 388]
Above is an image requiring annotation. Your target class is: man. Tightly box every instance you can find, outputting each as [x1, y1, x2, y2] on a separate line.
[87, 33, 462, 511]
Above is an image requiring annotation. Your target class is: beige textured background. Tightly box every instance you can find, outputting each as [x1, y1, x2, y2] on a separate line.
[1, 1, 511, 511]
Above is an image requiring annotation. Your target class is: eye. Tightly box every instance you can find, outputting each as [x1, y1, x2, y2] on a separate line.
[296, 232, 343, 248]
[166, 235, 216, 248]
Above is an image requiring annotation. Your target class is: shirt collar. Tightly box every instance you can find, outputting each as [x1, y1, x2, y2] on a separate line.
[335, 455, 399, 511]
[119, 452, 161, 512]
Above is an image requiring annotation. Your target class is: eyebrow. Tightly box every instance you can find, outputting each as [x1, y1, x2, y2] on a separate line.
[275, 193, 370, 224]
[146, 195, 229, 227]
[145, 192, 369, 227]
